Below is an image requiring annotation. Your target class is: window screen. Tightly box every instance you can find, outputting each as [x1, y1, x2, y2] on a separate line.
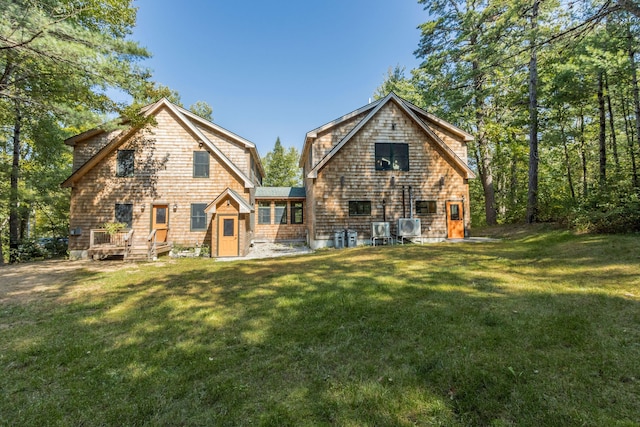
[191, 203, 207, 230]
[193, 151, 210, 178]
[275, 202, 287, 224]
[258, 202, 271, 224]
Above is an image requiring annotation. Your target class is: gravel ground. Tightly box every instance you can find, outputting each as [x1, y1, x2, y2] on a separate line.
[217, 241, 313, 261]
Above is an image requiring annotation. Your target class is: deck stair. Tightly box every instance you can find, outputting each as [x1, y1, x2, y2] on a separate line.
[125, 245, 151, 261]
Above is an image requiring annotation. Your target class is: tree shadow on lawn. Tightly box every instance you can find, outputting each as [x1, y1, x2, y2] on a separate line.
[2, 243, 640, 426]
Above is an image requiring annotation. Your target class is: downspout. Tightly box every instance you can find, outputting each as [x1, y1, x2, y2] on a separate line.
[382, 199, 386, 222]
[402, 186, 406, 218]
[411, 186, 415, 218]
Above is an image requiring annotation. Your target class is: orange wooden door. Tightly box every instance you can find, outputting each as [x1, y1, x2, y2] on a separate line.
[152, 205, 168, 243]
[446, 201, 464, 239]
[218, 215, 239, 256]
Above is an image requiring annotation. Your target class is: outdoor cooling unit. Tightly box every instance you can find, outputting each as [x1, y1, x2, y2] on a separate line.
[397, 218, 421, 238]
[371, 222, 391, 238]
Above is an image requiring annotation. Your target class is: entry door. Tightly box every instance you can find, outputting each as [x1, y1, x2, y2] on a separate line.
[218, 215, 239, 256]
[152, 205, 168, 243]
[446, 201, 464, 239]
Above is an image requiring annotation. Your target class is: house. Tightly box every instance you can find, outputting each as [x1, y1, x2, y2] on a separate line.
[62, 98, 265, 259]
[300, 92, 475, 249]
[62, 92, 474, 259]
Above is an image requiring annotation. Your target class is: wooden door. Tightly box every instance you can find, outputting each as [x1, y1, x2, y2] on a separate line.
[218, 215, 239, 256]
[152, 205, 168, 243]
[446, 201, 464, 239]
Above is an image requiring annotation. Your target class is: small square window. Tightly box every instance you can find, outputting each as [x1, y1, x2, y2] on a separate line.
[193, 151, 210, 178]
[223, 218, 235, 236]
[116, 150, 134, 177]
[416, 200, 437, 214]
[349, 201, 371, 216]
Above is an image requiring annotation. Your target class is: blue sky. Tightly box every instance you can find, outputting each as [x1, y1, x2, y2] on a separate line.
[132, 0, 426, 156]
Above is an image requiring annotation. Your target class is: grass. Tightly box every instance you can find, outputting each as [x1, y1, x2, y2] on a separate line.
[1, 227, 639, 426]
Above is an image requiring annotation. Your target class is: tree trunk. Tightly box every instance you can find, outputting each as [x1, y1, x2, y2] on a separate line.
[509, 135, 519, 212]
[526, 0, 540, 224]
[604, 74, 620, 171]
[579, 110, 588, 197]
[560, 119, 576, 200]
[598, 71, 607, 186]
[0, 219, 5, 265]
[472, 59, 498, 226]
[9, 108, 22, 263]
[621, 91, 639, 188]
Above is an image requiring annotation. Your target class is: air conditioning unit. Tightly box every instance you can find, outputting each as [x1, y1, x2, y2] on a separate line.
[397, 218, 421, 237]
[371, 222, 390, 238]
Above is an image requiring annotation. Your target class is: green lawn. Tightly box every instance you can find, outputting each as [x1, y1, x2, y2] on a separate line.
[1, 228, 639, 426]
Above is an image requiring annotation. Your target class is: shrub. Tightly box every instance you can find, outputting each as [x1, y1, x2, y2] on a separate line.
[568, 189, 640, 233]
[102, 222, 127, 235]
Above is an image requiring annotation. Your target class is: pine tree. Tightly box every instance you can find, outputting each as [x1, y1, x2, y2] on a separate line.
[262, 138, 301, 187]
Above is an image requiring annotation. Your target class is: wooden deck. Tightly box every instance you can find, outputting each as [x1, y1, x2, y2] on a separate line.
[88, 229, 170, 261]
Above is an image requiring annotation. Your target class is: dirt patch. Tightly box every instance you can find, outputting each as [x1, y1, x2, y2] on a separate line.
[0, 243, 313, 303]
[0, 259, 139, 304]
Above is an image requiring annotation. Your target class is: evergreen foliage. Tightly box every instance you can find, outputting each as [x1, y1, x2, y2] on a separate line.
[376, 0, 640, 232]
[0, 0, 152, 263]
[261, 137, 302, 187]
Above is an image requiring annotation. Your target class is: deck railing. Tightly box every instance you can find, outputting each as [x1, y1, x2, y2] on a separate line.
[89, 229, 134, 258]
[147, 228, 169, 259]
[147, 229, 157, 259]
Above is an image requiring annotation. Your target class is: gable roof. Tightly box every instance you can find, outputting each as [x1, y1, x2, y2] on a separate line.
[61, 98, 263, 189]
[204, 188, 253, 214]
[255, 187, 306, 199]
[301, 92, 476, 180]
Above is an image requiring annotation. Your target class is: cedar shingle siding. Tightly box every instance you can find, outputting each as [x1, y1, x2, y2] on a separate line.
[64, 93, 474, 258]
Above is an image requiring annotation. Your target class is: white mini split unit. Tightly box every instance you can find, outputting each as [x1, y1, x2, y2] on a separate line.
[371, 222, 391, 238]
[397, 218, 421, 238]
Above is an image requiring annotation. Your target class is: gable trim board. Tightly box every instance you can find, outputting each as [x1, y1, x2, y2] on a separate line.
[61, 98, 259, 189]
[205, 188, 253, 214]
[302, 92, 475, 180]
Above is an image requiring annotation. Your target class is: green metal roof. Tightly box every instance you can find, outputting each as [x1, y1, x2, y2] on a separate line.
[255, 187, 306, 198]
